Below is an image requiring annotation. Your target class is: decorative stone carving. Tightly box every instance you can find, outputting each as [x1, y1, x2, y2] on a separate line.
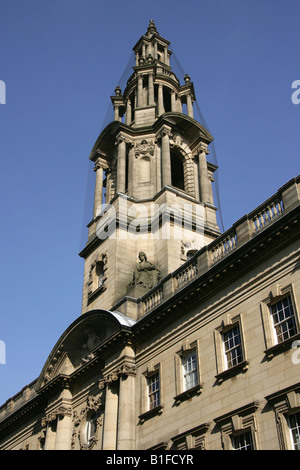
[80, 326, 101, 363]
[181, 240, 198, 260]
[71, 393, 104, 450]
[93, 157, 107, 172]
[130, 252, 160, 290]
[87, 252, 108, 297]
[196, 142, 209, 156]
[117, 364, 137, 379]
[99, 363, 136, 389]
[42, 347, 65, 386]
[171, 134, 183, 147]
[41, 405, 72, 428]
[157, 127, 172, 140]
[134, 139, 155, 158]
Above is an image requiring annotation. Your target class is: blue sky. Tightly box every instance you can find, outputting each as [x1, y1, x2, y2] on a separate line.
[0, 0, 299, 405]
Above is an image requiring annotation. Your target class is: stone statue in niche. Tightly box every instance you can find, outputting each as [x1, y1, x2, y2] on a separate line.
[81, 326, 100, 363]
[130, 252, 160, 290]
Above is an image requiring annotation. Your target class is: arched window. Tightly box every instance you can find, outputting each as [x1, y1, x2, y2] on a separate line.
[86, 412, 98, 445]
[171, 148, 184, 190]
[95, 261, 105, 287]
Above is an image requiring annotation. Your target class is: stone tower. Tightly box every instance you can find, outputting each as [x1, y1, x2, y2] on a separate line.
[79, 20, 220, 315]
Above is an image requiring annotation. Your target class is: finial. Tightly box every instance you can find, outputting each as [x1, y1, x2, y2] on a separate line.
[147, 19, 158, 36]
[184, 74, 191, 84]
[115, 85, 122, 96]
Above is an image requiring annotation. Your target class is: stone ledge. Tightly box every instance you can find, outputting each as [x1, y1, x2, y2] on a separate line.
[215, 360, 249, 384]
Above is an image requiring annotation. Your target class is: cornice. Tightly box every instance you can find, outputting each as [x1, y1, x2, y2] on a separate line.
[0, 394, 46, 438]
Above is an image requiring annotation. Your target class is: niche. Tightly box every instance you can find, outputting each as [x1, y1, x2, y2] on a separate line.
[139, 156, 151, 183]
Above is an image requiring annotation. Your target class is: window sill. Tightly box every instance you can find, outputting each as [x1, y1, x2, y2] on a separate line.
[138, 404, 163, 423]
[173, 384, 203, 405]
[215, 360, 249, 384]
[87, 284, 106, 304]
[264, 333, 300, 360]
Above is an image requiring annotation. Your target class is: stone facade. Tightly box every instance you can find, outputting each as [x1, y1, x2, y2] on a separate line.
[0, 21, 299, 451]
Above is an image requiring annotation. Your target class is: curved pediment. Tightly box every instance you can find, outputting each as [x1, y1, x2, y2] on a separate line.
[159, 112, 214, 146]
[36, 309, 135, 391]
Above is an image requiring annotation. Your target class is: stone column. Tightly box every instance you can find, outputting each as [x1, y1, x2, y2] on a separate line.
[148, 73, 154, 106]
[177, 97, 182, 113]
[161, 127, 172, 187]
[135, 52, 139, 66]
[198, 147, 212, 204]
[126, 99, 132, 125]
[187, 93, 194, 118]
[158, 84, 164, 115]
[137, 75, 143, 108]
[164, 46, 168, 64]
[54, 406, 73, 450]
[102, 380, 119, 450]
[43, 416, 57, 450]
[154, 41, 158, 60]
[116, 136, 126, 194]
[93, 159, 105, 218]
[114, 105, 120, 121]
[116, 367, 136, 450]
[171, 91, 176, 112]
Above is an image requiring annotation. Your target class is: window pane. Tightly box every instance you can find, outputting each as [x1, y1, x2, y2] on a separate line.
[223, 325, 243, 369]
[182, 351, 198, 391]
[86, 413, 97, 443]
[270, 295, 297, 343]
[289, 412, 300, 450]
[148, 372, 160, 409]
[232, 431, 253, 450]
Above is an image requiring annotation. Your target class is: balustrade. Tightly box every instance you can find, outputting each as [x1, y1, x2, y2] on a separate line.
[251, 197, 284, 232]
[143, 286, 163, 313]
[174, 261, 198, 291]
[210, 231, 238, 263]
